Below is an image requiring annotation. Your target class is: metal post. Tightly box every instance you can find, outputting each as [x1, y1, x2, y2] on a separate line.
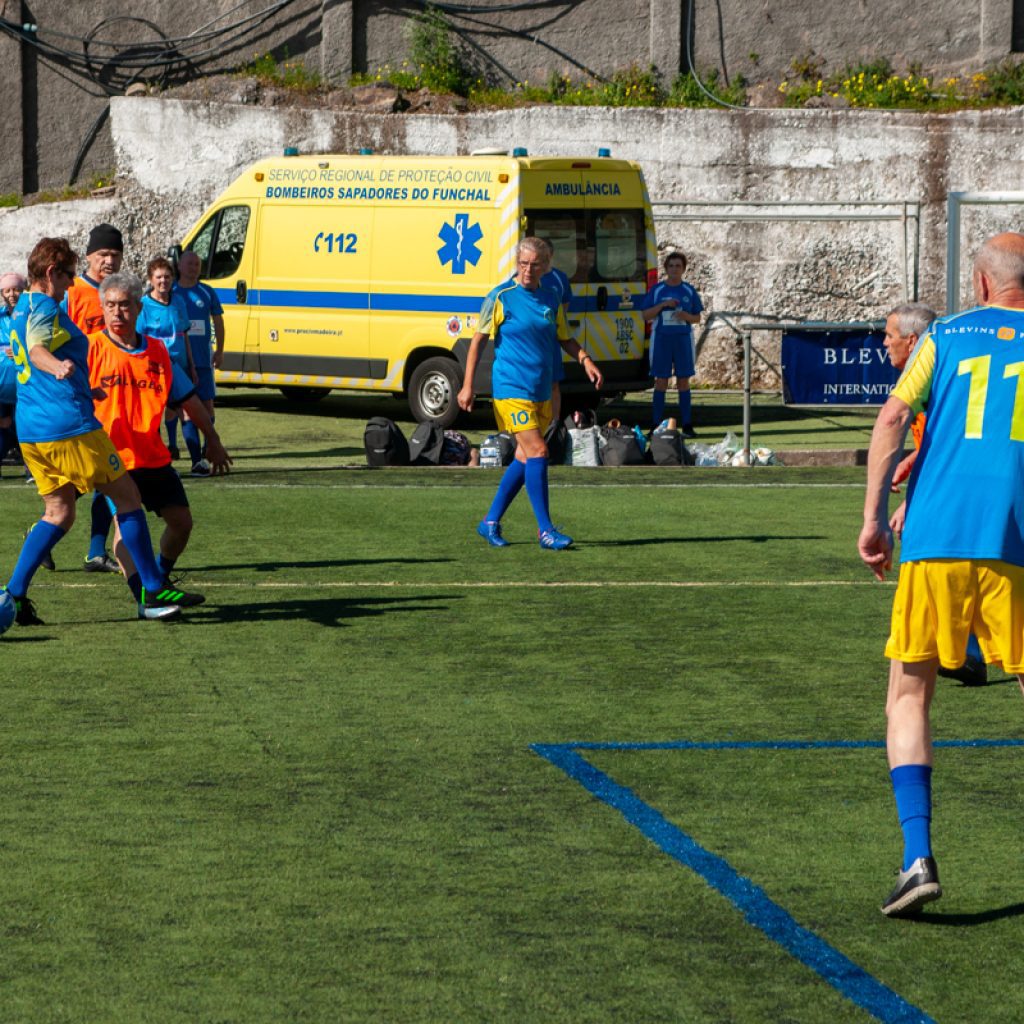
[743, 330, 752, 463]
[946, 192, 962, 314]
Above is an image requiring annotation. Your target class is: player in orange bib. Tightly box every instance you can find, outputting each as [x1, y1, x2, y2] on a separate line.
[62, 222, 126, 573]
[88, 271, 232, 605]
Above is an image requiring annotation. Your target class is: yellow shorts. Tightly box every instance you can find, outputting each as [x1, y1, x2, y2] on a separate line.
[493, 398, 552, 435]
[885, 558, 1024, 673]
[21, 430, 125, 496]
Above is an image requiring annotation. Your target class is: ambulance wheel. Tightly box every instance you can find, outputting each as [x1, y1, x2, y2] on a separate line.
[408, 357, 462, 427]
[279, 386, 330, 402]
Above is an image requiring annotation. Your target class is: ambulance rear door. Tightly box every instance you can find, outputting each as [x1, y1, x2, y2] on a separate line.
[523, 162, 651, 392]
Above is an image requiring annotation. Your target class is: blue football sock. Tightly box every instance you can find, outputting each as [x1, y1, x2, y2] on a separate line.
[484, 458, 526, 523]
[652, 390, 666, 427]
[88, 491, 113, 560]
[165, 418, 179, 449]
[525, 456, 554, 534]
[891, 764, 932, 870]
[115, 509, 164, 596]
[125, 572, 143, 602]
[7, 520, 65, 596]
[679, 389, 693, 426]
[182, 419, 202, 464]
[966, 633, 983, 662]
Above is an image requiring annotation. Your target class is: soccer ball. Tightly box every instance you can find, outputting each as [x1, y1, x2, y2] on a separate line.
[0, 590, 16, 637]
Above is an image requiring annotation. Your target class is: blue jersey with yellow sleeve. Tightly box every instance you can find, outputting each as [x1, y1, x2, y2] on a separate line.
[479, 280, 570, 402]
[9, 290, 101, 443]
[896, 304, 1024, 565]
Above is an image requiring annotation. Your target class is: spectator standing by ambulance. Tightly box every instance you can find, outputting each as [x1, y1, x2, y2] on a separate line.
[138, 256, 194, 460]
[173, 251, 225, 477]
[641, 251, 703, 436]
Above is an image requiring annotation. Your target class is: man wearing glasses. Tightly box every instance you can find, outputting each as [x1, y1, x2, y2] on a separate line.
[1, 237, 201, 625]
[458, 236, 602, 550]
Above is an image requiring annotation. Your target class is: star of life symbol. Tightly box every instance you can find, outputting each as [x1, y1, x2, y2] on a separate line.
[437, 213, 483, 275]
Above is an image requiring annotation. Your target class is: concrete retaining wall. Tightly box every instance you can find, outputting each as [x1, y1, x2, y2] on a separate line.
[0, 1, 1017, 194]
[4, 98, 1024, 388]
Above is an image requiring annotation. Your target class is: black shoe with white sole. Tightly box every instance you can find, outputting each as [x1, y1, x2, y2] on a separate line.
[881, 856, 942, 917]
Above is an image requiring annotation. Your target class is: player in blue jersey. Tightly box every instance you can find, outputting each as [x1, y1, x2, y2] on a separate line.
[641, 251, 703, 435]
[885, 302, 987, 688]
[458, 237, 602, 549]
[174, 250, 225, 477]
[460, 235, 602, 548]
[859, 231, 1024, 916]
[0, 271, 25, 469]
[502, 242, 575, 422]
[0, 237, 202, 625]
[540, 242, 574, 423]
[138, 256, 195, 459]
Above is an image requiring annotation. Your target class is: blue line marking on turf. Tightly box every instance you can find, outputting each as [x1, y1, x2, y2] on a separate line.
[528, 737, 1023, 1024]
[557, 737, 1024, 752]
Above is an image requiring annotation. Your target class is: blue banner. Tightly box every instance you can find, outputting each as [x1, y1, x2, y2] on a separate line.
[781, 329, 896, 405]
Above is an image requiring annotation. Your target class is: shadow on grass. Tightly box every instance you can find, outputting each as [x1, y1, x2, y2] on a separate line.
[188, 556, 453, 572]
[586, 533, 826, 547]
[916, 902, 1024, 926]
[188, 593, 458, 627]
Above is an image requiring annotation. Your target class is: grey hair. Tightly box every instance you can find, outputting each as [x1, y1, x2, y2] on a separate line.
[515, 236, 552, 263]
[98, 272, 144, 304]
[974, 234, 1024, 291]
[887, 302, 936, 339]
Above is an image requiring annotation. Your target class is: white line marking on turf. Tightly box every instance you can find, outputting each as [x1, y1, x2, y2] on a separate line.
[35, 579, 891, 590]
[212, 481, 863, 490]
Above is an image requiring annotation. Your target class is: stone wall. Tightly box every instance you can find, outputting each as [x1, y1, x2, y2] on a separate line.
[0, 1, 1018, 195]
[3, 98, 1024, 388]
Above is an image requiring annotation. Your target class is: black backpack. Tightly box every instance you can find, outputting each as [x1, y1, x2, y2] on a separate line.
[600, 425, 645, 466]
[650, 428, 686, 467]
[440, 429, 472, 466]
[364, 417, 409, 466]
[409, 421, 445, 465]
[544, 418, 569, 465]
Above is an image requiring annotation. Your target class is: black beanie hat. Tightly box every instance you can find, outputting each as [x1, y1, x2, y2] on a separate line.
[87, 223, 123, 254]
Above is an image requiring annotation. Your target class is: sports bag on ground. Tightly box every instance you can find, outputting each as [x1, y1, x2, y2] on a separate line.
[599, 424, 645, 467]
[544, 418, 569, 465]
[440, 429, 472, 466]
[650, 428, 687, 466]
[409, 421, 445, 465]
[364, 417, 410, 466]
[567, 425, 601, 466]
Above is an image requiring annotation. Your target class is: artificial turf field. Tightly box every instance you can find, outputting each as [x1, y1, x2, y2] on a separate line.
[2, 391, 1023, 1023]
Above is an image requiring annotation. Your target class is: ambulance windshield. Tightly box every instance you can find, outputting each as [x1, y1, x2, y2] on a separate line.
[526, 209, 645, 284]
[190, 205, 252, 280]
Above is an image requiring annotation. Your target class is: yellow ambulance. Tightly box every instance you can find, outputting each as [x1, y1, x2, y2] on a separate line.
[175, 148, 658, 425]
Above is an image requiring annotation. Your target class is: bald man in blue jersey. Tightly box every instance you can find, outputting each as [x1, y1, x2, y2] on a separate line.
[860, 231, 1024, 917]
[458, 237, 602, 549]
